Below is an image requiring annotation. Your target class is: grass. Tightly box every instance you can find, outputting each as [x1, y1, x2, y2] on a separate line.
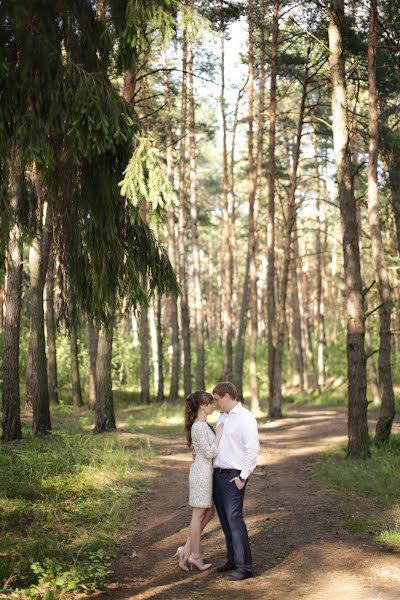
[285, 382, 400, 412]
[342, 517, 375, 531]
[284, 386, 348, 409]
[0, 396, 187, 598]
[315, 434, 400, 551]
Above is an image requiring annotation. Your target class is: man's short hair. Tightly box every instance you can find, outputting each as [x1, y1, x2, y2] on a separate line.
[212, 381, 238, 400]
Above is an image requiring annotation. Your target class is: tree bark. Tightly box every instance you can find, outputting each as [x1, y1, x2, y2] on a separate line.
[149, 299, 158, 395]
[221, 29, 234, 381]
[230, 77, 248, 329]
[188, 40, 205, 391]
[70, 317, 84, 408]
[178, 35, 192, 396]
[156, 293, 164, 402]
[267, 0, 279, 414]
[45, 244, 59, 405]
[161, 48, 180, 402]
[271, 64, 308, 419]
[88, 319, 98, 409]
[290, 227, 305, 392]
[94, 323, 116, 433]
[233, 251, 250, 403]
[296, 234, 312, 389]
[247, 0, 259, 412]
[0, 284, 4, 334]
[367, 0, 395, 445]
[1, 153, 23, 442]
[140, 303, 151, 403]
[327, 0, 369, 458]
[26, 170, 53, 435]
[365, 310, 380, 405]
[315, 157, 326, 390]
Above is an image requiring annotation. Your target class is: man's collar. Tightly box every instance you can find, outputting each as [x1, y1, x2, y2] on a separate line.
[219, 402, 242, 416]
[228, 402, 242, 415]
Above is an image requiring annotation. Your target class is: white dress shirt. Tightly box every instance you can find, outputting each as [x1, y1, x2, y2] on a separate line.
[213, 402, 259, 480]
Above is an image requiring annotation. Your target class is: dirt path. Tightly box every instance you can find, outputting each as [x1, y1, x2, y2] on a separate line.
[100, 406, 400, 600]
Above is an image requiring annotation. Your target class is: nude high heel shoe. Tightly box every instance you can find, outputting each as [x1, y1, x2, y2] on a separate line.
[188, 553, 212, 571]
[174, 546, 189, 571]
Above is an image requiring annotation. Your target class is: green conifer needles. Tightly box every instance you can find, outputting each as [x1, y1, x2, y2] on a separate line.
[119, 136, 178, 213]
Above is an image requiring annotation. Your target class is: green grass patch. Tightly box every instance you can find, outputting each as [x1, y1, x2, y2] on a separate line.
[374, 528, 400, 548]
[315, 434, 400, 551]
[343, 517, 369, 531]
[113, 391, 186, 436]
[284, 385, 400, 412]
[284, 386, 348, 408]
[0, 397, 175, 598]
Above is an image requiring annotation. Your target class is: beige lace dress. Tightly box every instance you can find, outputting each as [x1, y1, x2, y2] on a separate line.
[189, 420, 218, 508]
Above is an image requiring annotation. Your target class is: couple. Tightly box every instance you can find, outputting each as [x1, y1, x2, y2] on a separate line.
[176, 381, 259, 581]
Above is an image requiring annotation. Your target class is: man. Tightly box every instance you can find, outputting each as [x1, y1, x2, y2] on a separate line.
[212, 381, 259, 581]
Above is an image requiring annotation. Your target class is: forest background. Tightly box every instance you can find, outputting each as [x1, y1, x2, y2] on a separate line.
[0, 0, 399, 597]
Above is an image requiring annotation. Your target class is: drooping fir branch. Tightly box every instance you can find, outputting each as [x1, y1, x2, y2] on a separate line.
[118, 135, 178, 213]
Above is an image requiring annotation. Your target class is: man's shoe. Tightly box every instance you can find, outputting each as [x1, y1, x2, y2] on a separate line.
[216, 561, 236, 573]
[226, 569, 253, 581]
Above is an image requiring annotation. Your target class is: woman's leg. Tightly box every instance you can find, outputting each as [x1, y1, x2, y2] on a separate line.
[183, 505, 214, 559]
[202, 506, 215, 528]
[189, 507, 206, 557]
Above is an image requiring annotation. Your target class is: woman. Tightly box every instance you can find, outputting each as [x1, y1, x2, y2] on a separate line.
[175, 391, 224, 571]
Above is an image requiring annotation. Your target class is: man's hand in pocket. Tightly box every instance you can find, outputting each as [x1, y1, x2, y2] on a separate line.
[229, 476, 245, 490]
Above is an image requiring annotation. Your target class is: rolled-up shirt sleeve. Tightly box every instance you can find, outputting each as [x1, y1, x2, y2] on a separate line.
[240, 415, 259, 480]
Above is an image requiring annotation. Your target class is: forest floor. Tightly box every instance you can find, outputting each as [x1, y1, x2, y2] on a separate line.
[93, 406, 400, 600]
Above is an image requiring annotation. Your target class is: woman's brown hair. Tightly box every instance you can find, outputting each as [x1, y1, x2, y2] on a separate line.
[184, 391, 214, 448]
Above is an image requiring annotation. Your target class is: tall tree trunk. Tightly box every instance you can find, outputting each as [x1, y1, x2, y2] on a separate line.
[94, 322, 116, 433]
[0, 284, 4, 334]
[217, 251, 223, 345]
[271, 64, 308, 418]
[221, 29, 234, 381]
[26, 170, 53, 435]
[315, 156, 326, 390]
[45, 244, 59, 405]
[327, 0, 369, 458]
[161, 48, 180, 402]
[1, 153, 23, 442]
[178, 35, 191, 395]
[70, 317, 83, 408]
[88, 319, 98, 409]
[255, 1, 267, 219]
[156, 293, 164, 402]
[290, 228, 305, 392]
[149, 299, 159, 396]
[207, 238, 214, 341]
[140, 302, 151, 404]
[130, 309, 139, 347]
[295, 235, 312, 389]
[188, 41, 205, 391]
[233, 251, 250, 403]
[367, 0, 395, 445]
[365, 312, 380, 405]
[267, 0, 279, 415]
[230, 77, 248, 329]
[247, 0, 259, 412]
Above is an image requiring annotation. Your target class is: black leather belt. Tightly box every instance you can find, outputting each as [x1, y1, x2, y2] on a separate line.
[214, 468, 240, 473]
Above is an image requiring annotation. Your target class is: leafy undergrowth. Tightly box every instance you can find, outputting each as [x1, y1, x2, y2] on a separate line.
[315, 434, 400, 551]
[0, 397, 187, 599]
